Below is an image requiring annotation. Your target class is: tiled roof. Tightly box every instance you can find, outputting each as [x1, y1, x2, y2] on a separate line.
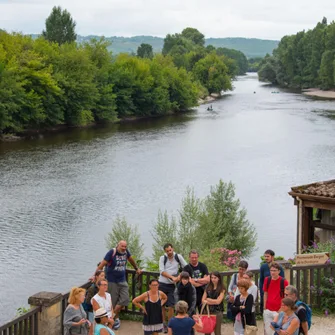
[291, 179, 335, 199]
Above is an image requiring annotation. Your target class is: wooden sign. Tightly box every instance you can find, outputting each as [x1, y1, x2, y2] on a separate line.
[295, 253, 329, 266]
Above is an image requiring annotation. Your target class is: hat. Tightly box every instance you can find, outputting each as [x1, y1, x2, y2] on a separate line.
[94, 307, 108, 318]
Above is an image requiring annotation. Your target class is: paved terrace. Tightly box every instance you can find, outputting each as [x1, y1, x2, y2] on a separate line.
[115, 316, 335, 335]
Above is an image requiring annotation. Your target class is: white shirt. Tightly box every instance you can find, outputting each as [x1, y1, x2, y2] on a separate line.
[91, 292, 113, 317]
[158, 252, 187, 284]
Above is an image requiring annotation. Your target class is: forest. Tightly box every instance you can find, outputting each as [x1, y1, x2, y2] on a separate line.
[258, 18, 335, 90]
[0, 6, 248, 135]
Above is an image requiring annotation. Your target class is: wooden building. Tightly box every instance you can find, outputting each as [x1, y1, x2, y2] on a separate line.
[289, 179, 335, 253]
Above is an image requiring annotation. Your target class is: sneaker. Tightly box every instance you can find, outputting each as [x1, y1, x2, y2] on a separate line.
[163, 323, 168, 334]
[113, 318, 121, 330]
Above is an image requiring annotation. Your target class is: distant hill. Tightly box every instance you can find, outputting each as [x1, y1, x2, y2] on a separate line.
[205, 38, 279, 58]
[29, 34, 278, 58]
[77, 35, 278, 58]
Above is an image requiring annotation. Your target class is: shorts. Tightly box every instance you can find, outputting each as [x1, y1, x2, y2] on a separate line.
[158, 282, 175, 307]
[108, 281, 129, 307]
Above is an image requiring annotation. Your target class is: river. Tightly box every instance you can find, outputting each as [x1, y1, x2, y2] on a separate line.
[1, 73, 335, 323]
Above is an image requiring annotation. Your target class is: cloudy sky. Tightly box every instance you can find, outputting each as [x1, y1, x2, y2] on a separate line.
[1, 0, 334, 40]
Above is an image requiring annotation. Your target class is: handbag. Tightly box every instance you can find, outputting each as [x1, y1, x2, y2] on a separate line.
[197, 303, 217, 334]
[243, 313, 258, 335]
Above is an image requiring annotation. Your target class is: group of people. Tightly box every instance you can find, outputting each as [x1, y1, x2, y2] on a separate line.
[63, 241, 310, 335]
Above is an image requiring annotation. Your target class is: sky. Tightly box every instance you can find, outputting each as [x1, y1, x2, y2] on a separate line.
[1, 0, 335, 40]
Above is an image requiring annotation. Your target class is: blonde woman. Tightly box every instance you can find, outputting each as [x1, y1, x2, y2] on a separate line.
[63, 287, 91, 335]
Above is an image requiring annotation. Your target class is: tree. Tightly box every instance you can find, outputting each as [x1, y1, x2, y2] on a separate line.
[181, 27, 205, 46]
[106, 216, 144, 263]
[192, 53, 232, 93]
[151, 180, 257, 261]
[197, 181, 257, 258]
[42, 6, 77, 45]
[137, 43, 154, 59]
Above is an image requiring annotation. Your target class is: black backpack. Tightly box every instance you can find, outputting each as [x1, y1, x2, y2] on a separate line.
[266, 276, 285, 298]
[164, 253, 183, 273]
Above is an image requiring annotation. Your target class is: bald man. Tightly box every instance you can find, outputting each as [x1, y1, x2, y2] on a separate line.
[93, 240, 142, 330]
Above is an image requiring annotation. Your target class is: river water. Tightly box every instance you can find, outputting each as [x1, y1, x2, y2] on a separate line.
[1, 73, 335, 323]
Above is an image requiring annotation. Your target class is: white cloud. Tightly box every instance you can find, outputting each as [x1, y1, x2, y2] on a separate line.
[0, 0, 334, 39]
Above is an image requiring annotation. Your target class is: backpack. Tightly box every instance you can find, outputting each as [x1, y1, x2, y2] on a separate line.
[266, 276, 285, 298]
[163, 253, 182, 273]
[296, 300, 312, 330]
[107, 248, 117, 267]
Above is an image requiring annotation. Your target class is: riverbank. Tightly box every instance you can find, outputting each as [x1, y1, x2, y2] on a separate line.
[303, 88, 335, 99]
[0, 94, 221, 142]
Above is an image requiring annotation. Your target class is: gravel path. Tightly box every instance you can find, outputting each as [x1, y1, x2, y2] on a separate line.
[115, 315, 335, 335]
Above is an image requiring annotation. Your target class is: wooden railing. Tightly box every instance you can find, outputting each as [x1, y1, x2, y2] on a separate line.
[290, 263, 335, 308]
[0, 306, 40, 335]
[2, 263, 335, 335]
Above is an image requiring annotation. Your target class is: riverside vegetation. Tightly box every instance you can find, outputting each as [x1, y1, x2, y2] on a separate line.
[106, 179, 257, 272]
[0, 6, 250, 136]
[258, 17, 335, 90]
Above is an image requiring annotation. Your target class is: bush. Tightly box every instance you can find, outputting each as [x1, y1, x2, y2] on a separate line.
[200, 248, 242, 272]
[311, 276, 335, 314]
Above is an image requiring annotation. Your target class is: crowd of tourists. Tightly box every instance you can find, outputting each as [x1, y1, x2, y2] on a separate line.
[63, 241, 311, 335]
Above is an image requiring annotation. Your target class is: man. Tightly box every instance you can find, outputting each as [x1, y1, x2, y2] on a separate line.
[263, 262, 288, 335]
[92, 240, 142, 330]
[285, 285, 310, 335]
[158, 243, 187, 333]
[259, 249, 284, 313]
[183, 250, 210, 310]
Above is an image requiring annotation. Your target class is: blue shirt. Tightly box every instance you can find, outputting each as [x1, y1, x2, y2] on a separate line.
[94, 324, 115, 335]
[259, 263, 284, 294]
[168, 317, 195, 335]
[104, 248, 131, 283]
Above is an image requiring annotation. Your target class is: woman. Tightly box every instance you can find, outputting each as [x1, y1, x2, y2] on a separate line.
[91, 279, 114, 326]
[85, 270, 106, 322]
[202, 271, 225, 335]
[63, 287, 91, 335]
[168, 300, 203, 335]
[234, 272, 258, 319]
[132, 278, 167, 335]
[94, 307, 115, 335]
[174, 272, 197, 316]
[231, 279, 256, 335]
[271, 298, 300, 335]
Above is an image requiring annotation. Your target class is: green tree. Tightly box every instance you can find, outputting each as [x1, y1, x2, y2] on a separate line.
[151, 210, 179, 261]
[216, 47, 248, 75]
[151, 180, 257, 261]
[106, 216, 144, 263]
[197, 181, 257, 258]
[137, 43, 154, 59]
[192, 53, 232, 93]
[319, 50, 334, 89]
[181, 27, 205, 46]
[42, 6, 77, 45]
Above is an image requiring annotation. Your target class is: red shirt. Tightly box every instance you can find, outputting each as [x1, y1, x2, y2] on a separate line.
[263, 276, 288, 311]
